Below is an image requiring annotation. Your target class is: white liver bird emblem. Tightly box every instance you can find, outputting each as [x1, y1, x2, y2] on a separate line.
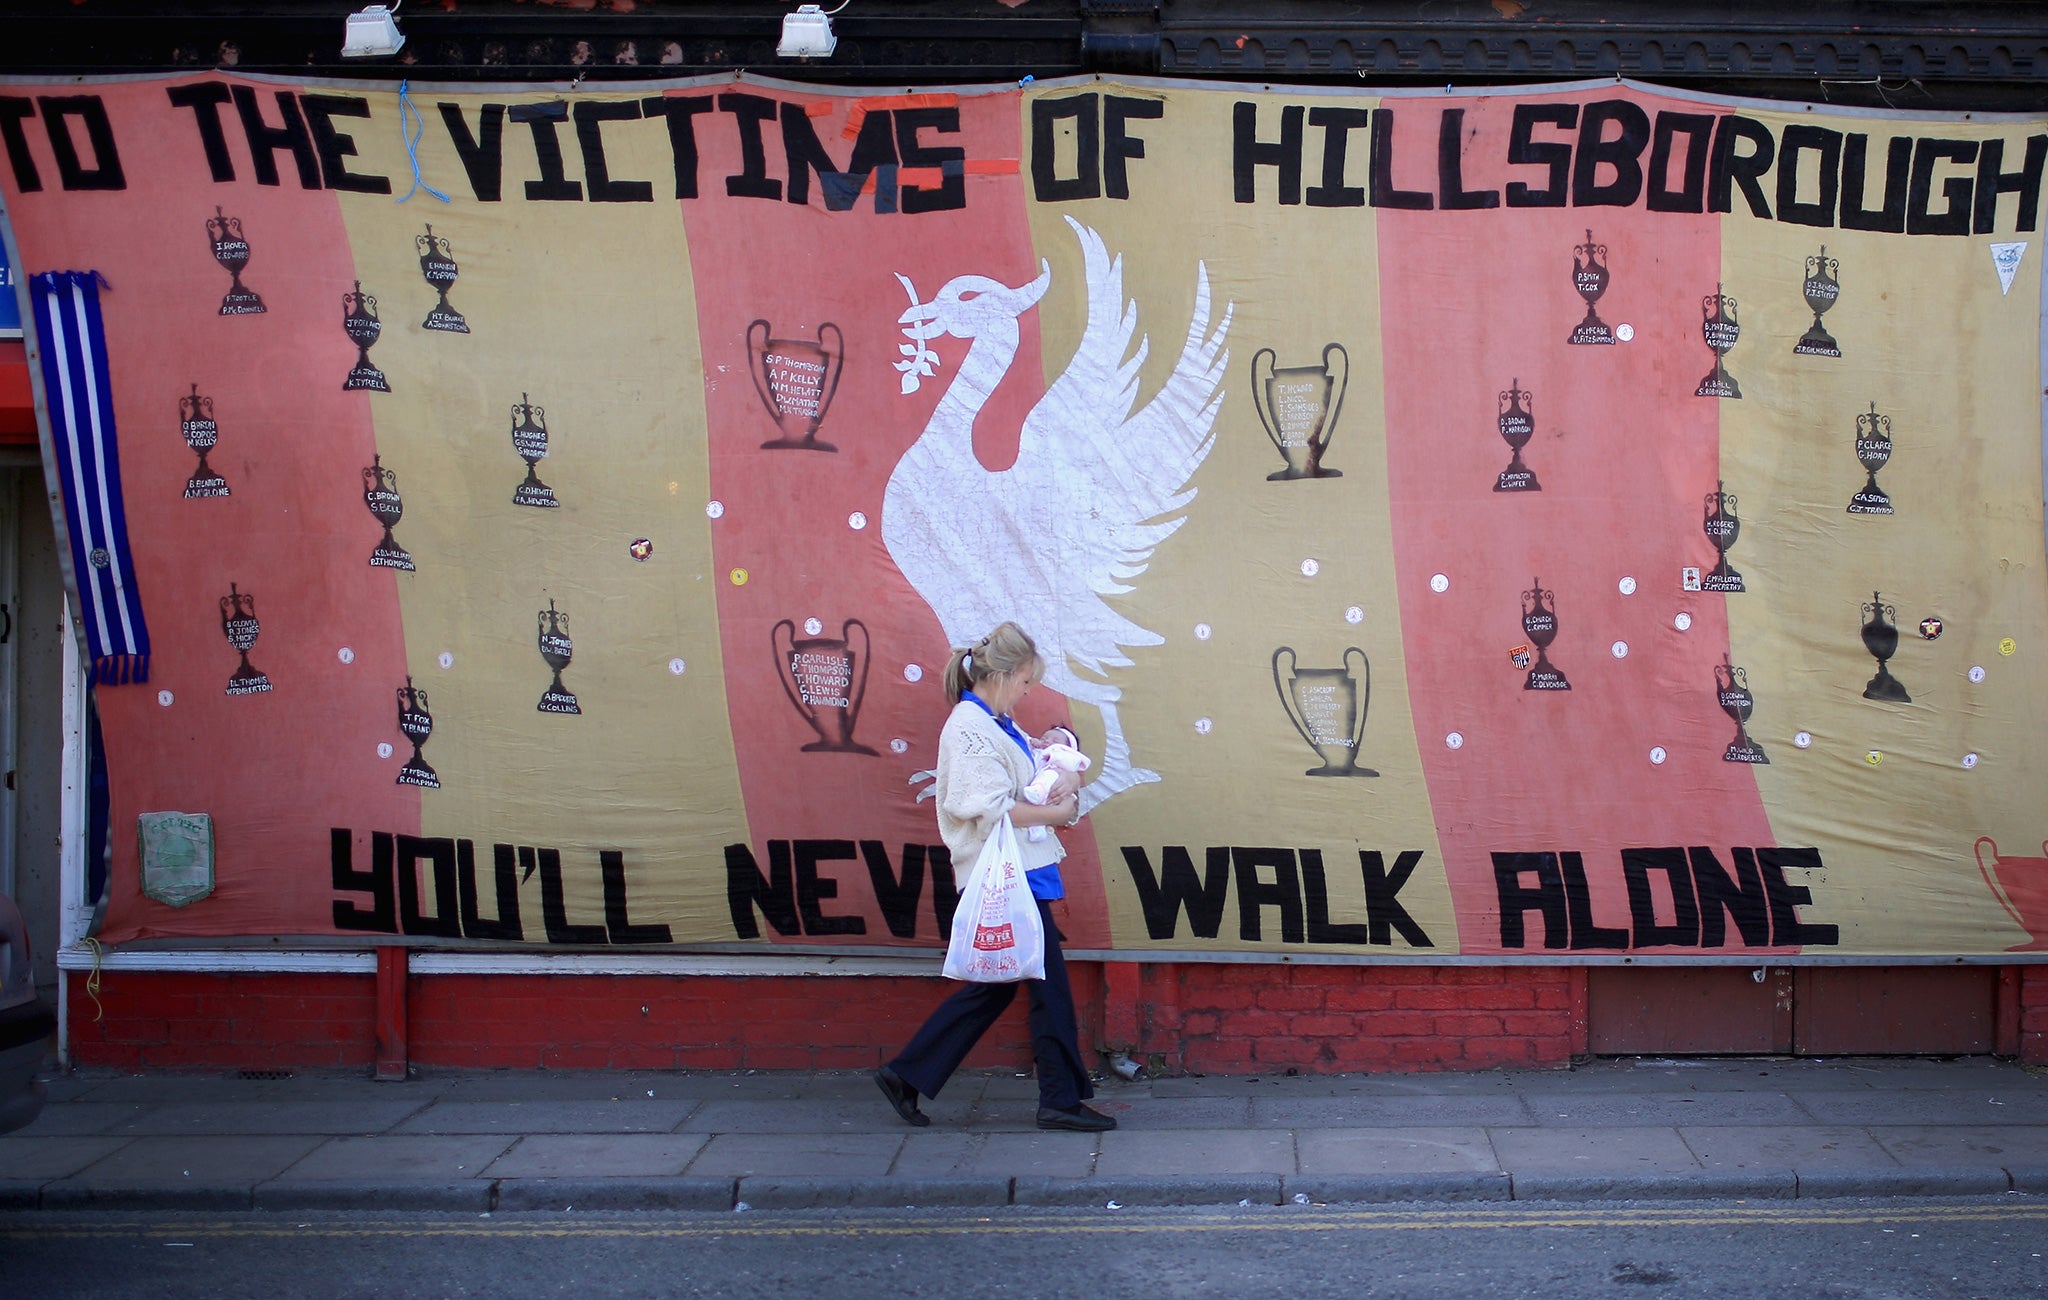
[884, 216, 1232, 813]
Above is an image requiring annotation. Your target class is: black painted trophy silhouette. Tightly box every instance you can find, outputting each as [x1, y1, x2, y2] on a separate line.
[207, 207, 265, 315]
[1569, 230, 1613, 345]
[1848, 402, 1894, 515]
[772, 617, 878, 754]
[363, 453, 413, 571]
[1861, 592, 1911, 702]
[417, 225, 468, 333]
[1795, 246, 1841, 357]
[747, 320, 844, 451]
[1252, 344, 1348, 479]
[510, 393, 559, 508]
[1521, 578, 1570, 690]
[179, 383, 229, 498]
[1272, 646, 1377, 776]
[1702, 481, 1744, 592]
[1696, 284, 1741, 398]
[342, 281, 389, 392]
[537, 599, 580, 714]
[1495, 378, 1539, 492]
[396, 676, 439, 788]
[220, 582, 271, 695]
[1716, 661, 1769, 763]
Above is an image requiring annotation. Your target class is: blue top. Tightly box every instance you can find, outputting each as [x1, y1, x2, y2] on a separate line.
[961, 689, 1064, 901]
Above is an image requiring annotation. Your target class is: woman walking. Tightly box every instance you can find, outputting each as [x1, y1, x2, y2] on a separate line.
[875, 622, 1116, 1132]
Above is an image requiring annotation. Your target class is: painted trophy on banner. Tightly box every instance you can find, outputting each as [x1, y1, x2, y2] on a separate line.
[1860, 591, 1911, 702]
[341, 281, 389, 392]
[1702, 481, 1744, 592]
[1795, 246, 1842, 357]
[772, 617, 878, 754]
[1847, 401, 1894, 515]
[220, 582, 271, 696]
[416, 224, 468, 333]
[362, 453, 413, 571]
[395, 676, 439, 788]
[1974, 838, 2048, 952]
[1271, 645, 1377, 776]
[510, 392, 559, 508]
[1716, 661, 1769, 763]
[1695, 284, 1742, 398]
[537, 599, 580, 714]
[206, 206, 265, 315]
[747, 319, 844, 451]
[178, 383, 229, 498]
[1521, 578, 1570, 690]
[1494, 378, 1539, 493]
[1568, 230, 1613, 345]
[1252, 343, 1346, 479]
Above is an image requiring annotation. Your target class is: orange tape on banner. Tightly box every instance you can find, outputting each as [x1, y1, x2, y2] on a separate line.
[843, 93, 960, 139]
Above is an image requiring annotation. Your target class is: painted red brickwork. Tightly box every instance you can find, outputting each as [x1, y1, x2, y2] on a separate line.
[2022, 964, 2048, 1066]
[65, 972, 379, 1071]
[64, 961, 1587, 1073]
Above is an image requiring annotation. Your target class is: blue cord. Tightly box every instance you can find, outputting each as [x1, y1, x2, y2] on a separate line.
[395, 80, 450, 204]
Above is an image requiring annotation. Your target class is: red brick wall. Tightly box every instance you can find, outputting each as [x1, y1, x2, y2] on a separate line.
[64, 961, 1576, 1073]
[2022, 964, 2048, 1066]
[64, 961, 2033, 1074]
[66, 972, 379, 1071]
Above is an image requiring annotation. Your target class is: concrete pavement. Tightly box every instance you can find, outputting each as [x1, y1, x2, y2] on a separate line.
[3, 1057, 2046, 1211]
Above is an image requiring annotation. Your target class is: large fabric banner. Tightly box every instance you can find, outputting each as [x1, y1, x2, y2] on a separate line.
[3, 73, 2045, 959]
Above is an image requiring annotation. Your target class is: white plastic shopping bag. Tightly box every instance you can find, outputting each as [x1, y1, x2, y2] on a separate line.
[943, 815, 1046, 982]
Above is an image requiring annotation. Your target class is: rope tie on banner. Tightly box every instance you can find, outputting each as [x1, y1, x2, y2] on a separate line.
[395, 80, 451, 204]
[82, 937, 105, 1022]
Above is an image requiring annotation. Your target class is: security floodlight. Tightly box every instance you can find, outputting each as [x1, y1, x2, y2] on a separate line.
[342, 4, 405, 58]
[777, 4, 839, 59]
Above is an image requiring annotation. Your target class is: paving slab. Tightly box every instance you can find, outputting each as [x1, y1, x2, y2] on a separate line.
[1293, 1126, 1498, 1175]
[1866, 1125, 2048, 1166]
[892, 1131, 1098, 1179]
[2, 1103, 149, 1136]
[1095, 1129, 1294, 1177]
[1791, 1090, 2048, 1126]
[393, 1100, 695, 1135]
[495, 1177, 735, 1212]
[684, 1132, 904, 1177]
[1677, 1124, 1901, 1171]
[686, 1097, 952, 1134]
[1022, 1096, 1251, 1130]
[0, 1136, 133, 1181]
[70, 1075, 386, 1104]
[1487, 1126, 1702, 1176]
[1322, 1095, 1536, 1127]
[1522, 1091, 1810, 1127]
[107, 1100, 430, 1137]
[269, 1134, 514, 1181]
[482, 1133, 710, 1179]
[423, 1071, 709, 1102]
[43, 1134, 321, 1192]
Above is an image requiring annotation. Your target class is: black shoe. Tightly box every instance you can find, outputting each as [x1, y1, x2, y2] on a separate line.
[875, 1066, 930, 1127]
[1037, 1103, 1117, 1132]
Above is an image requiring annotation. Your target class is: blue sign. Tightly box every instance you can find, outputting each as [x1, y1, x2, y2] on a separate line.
[0, 237, 18, 335]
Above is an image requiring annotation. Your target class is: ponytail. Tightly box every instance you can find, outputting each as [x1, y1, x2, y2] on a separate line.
[942, 621, 1038, 706]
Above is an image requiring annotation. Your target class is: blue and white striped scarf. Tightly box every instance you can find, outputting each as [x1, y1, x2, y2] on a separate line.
[31, 270, 151, 684]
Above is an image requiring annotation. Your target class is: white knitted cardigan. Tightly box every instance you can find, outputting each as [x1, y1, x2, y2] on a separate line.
[934, 699, 1067, 884]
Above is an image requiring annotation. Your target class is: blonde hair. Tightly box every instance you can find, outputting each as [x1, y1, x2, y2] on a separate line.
[943, 622, 1039, 706]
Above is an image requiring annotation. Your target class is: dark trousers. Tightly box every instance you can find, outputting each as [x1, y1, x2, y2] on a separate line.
[889, 899, 1094, 1111]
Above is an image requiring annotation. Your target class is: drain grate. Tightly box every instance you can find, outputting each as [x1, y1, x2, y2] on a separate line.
[236, 1068, 295, 1080]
